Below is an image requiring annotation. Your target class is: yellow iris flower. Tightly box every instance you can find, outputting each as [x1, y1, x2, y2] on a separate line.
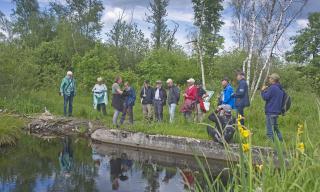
[297, 142, 305, 153]
[297, 123, 304, 135]
[242, 143, 250, 152]
[256, 164, 263, 172]
[241, 129, 250, 138]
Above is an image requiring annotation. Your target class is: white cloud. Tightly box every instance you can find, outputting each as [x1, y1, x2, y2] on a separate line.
[296, 19, 309, 29]
[167, 10, 194, 23]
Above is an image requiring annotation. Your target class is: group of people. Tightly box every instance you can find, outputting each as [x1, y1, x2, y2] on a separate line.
[59, 70, 286, 142]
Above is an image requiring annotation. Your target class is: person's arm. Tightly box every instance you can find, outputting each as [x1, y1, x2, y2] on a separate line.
[175, 87, 180, 102]
[60, 78, 65, 95]
[185, 88, 196, 100]
[92, 84, 96, 92]
[234, 81, 246, 98]
[261, 86, 273, 101]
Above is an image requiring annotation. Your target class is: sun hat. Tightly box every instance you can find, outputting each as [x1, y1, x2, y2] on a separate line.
[67, 71, 73, 76]
[187, 78, 195, 83]
[268, 73, 280, 81]
[166, 78, 173, 83]
[97, 77, 103, 82]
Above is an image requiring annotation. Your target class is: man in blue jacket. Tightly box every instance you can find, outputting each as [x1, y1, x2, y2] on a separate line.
[261, 73, 284, 141]
[120, 82, 136, 125]
[233, 71, 250, 125]
[219, 77, 235, 109]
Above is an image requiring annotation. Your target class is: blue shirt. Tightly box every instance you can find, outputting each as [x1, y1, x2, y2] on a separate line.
[221, 84, 235, 109]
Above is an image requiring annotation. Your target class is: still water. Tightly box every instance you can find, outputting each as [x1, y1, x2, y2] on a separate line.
[0, 135, 228, 192]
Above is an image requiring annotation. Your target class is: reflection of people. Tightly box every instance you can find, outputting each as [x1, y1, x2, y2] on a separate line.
[59, 136, 73, 177]
[110, 157, 122, 190]
[181, 168, 195, 190]
[162, 167, 177, 184]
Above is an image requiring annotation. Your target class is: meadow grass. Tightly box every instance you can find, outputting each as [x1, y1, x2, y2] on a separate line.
[0, 89, 319, 148]
[0, 115, 25, 146]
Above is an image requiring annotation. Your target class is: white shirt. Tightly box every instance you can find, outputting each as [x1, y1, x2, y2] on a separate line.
[92, 84, 107, 93]
[155, 88, 160, 100]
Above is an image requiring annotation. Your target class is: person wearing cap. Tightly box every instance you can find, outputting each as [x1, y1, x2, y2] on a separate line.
[92, 77, 108, 115]
[219, 77, 235, 109]
[153, 80, 167, 122]
[166, 79, 180, 123]
[233, 71, 250, 125]
[180, 78, 198, 121]
[207, 104, 236, 143]
[120, 82, 136, 125]
[112, 76, 124, 127]
[60, 71, 76, 117]
[261, 73, 284, 141]
[194, 81, 208, 123]
[140, 80, 155, 122]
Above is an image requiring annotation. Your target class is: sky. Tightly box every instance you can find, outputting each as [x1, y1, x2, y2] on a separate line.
[0, 0, 319, 54]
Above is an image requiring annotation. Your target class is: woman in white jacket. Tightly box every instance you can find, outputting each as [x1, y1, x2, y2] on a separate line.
[92, 77, 108, 115]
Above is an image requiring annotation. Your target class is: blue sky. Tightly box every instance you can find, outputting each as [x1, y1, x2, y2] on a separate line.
[0, 0, 319, 54]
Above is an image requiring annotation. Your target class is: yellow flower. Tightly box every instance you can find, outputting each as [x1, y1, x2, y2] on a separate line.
[256, 164, 263, 172]
[242, 143, 250, 152]
[241, 129, 250, 138]
[297, 142, 305, 153]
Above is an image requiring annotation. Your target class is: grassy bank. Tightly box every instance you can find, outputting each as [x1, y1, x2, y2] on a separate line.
[0, 89, 319, 147]
[0, 115, 25, 146]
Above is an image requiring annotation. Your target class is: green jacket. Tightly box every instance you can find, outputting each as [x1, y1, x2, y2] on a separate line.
[60, 76, 76, 96]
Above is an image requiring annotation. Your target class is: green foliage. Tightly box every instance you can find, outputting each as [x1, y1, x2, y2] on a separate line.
[0, 115, 24, 146]
[137, 49, 198, 84]
[192, 0, 224, 56]
[286, 12, 320, 67]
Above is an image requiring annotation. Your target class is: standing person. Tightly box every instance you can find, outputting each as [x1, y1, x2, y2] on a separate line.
[153, 80, 167, 122]
[219, 77, 235, 109]
[60, 71, 76, 117]
[92, 77, 108, 115]
[111, 76, 123, 127]
[180, 78, 197, 122]
[233, 71, 250, 125]
[261, 73, 284, 141]
[166, 79, 180, 123]
[140, 80, 154, 122]
[120, 82, 136, 125]
[194, 81, 208, 123]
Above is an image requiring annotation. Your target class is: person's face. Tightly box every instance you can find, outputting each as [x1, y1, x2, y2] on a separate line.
[156, 83, 161, 88]
[221, 80, 228, 87]
[118, 78, 123, 84]
[268, 77, 276, 84]
[98, 81, 102, 85]
[187, 82, 192, 87]
[236, 74, 242, 81]
[144, 82, 148, 87]
[67, 74, 72, 79]
[167, 81, 173, 87]
[124, 84, 129, 89]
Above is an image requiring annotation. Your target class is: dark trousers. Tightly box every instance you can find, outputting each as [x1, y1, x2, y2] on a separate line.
[266, 115, 283, 141]
[63, 93, 74, 116]
[97, 103, 106, 115]
[236, 107, 245, 125]
[120, 105, 133, 124]
[154, 100, 163, 122]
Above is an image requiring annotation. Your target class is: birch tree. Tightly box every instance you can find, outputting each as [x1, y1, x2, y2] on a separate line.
[230, 0, 307, 101]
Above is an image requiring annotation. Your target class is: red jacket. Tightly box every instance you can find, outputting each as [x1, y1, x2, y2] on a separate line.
[184, 85, 197, 101]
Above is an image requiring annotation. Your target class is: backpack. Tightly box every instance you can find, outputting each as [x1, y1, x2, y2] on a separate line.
[281, 90, 291, 115]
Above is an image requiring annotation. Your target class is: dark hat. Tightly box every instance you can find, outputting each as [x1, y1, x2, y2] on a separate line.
[236, 71, 245, 76]
[144, 80, 150, 84]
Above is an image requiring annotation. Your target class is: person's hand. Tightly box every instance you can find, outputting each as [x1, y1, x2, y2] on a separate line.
[60, 92, 63, 97]
[231, 93, 235, 98]
[261, 85, 268, 91]
[183, 93, 187, 97]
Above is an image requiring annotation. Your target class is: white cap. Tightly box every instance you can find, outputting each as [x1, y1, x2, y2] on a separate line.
[187, 78, 195, 83]
[97, 77, 103, 82]
[67, 71, 73, 76]
[166, 78, 173, 83]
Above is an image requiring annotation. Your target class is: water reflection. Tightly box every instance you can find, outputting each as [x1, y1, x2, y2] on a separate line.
[0, 135, 228, 192]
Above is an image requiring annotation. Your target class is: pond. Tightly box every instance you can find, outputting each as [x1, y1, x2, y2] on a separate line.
[0, 135, 229, 192]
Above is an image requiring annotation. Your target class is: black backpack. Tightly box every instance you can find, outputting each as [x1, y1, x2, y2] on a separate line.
[281, 90, 291, 115]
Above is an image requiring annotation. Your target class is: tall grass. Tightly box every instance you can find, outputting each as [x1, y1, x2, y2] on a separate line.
[185, 100, 320, 192]
[0, 115, 25, 146]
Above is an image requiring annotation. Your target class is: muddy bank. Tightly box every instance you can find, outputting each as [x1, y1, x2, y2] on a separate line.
[28, 114, 272, 163]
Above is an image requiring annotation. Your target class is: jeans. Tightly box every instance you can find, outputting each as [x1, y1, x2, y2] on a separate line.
[236, 107, 245, 125]
[97, 103, 106, 115]
[266, 115, 283, 141]
[120, 105, 133, 124]
[168, 103, 177, 123]
[154, 100, 164, 122]
[113, 109, 121, 126]
[63, 93, 74, 116]
[142, 104, 153, 122]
